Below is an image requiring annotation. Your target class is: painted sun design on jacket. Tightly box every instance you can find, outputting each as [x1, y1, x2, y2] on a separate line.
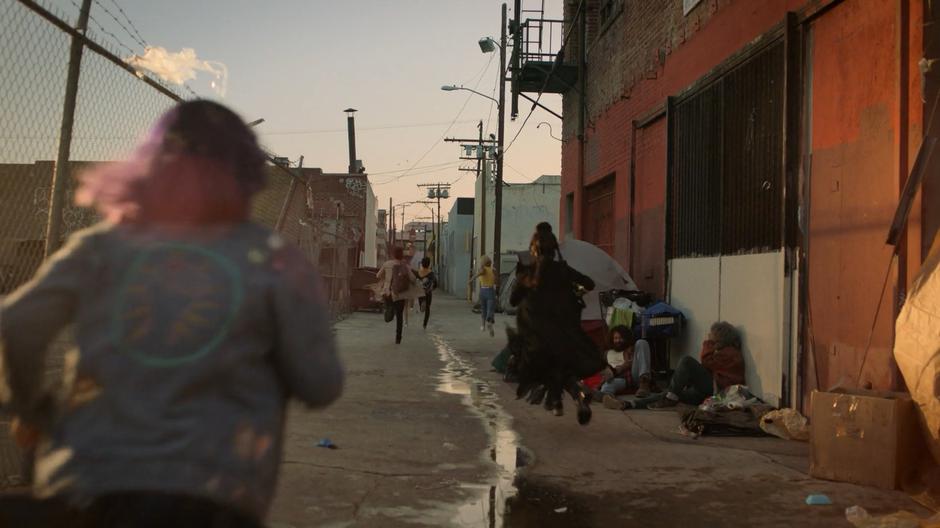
[111, 244, 244, 367]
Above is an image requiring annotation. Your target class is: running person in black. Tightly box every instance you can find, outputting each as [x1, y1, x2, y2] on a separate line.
[417, 257, 438, 329]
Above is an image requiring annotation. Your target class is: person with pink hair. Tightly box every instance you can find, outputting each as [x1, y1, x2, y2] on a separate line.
[0, 100, 343, 527]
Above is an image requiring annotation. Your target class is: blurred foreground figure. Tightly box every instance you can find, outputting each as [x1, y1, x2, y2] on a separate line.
[0, 100, 344, 527]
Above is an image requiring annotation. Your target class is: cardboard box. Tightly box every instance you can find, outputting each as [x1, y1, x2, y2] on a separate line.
[810, 389, 921, 490]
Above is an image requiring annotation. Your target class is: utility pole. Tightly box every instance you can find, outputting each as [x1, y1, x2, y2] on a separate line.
[437, 195, 441, 270]
[45, 0, 92, 257]
[445, 131, 491, 262]
[417, 184, 451, 270]
[388, 197, 393, 249]
[477, 121, 486, 265]
[492, 2, 508, 292]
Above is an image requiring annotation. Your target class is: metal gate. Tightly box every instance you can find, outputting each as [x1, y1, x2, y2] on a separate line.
[668, 40, 785, 258]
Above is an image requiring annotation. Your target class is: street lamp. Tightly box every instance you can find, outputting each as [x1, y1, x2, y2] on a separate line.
[440, 3, 507, 296]
[440, 85, 500, 107]
[478, 37, 498, 53]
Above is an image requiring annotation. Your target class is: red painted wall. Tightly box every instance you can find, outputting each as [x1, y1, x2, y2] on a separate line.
[560, 0, 925, 401]
[631, 117, 667, 296]
[560, 0, 805, 297]
[806, 0, 923, 395]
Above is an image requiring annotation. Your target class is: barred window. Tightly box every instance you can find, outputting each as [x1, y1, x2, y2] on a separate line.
[668, 41, 784, 258]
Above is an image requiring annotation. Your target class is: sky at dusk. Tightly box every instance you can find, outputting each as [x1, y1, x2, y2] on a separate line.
[47, 0, 566, 226]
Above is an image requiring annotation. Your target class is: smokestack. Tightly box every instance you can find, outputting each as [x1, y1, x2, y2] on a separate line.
[344, 108, 357, 173]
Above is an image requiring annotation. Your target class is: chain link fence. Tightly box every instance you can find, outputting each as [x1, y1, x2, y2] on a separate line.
[0, 0, 354, 488]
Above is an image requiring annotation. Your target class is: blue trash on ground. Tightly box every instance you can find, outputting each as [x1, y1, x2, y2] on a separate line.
[805, 494, 832, 505]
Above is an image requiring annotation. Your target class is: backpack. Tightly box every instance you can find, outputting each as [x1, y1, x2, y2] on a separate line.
[392, 263, 412, 294]
[421, 272, 436, 294]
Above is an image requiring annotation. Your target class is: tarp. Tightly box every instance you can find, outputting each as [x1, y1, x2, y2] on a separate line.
[559, 239, 638, 321]
[894, 232, 940, 464]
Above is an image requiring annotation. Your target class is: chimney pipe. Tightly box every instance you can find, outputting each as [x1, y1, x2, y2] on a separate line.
[344, 108, 357, 173]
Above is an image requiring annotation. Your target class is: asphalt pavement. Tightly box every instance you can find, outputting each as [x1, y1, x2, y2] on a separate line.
[267, 294, 927, 527]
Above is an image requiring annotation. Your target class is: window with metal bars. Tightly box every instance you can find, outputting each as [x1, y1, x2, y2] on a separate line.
[668, 41, 784, 259]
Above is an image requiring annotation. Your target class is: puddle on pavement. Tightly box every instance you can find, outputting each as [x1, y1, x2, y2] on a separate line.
[432, 335, 523, 527]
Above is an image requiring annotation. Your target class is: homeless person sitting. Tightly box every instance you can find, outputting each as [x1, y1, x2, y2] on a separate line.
[608, 321, 745, 411]
[582, 325, 654, 409]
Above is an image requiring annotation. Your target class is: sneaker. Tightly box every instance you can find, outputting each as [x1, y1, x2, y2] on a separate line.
[648, 396, 679, 410]
[487, 322, 495, 337]
[602, 394, 625, 411]
[480, 325, 486, 332]
[552, 407, 564, 417]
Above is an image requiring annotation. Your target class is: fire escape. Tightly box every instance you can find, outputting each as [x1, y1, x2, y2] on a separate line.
[509, 0, 579, 119]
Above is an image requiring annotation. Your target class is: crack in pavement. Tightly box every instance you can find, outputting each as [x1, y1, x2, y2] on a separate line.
[351, 480, 380, 520]
[281, 460, 431, 479]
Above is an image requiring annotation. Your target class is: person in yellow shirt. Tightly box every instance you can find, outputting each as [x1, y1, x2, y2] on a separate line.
[470, 255, 497, 336]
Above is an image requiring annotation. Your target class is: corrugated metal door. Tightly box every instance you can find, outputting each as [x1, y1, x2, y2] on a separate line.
[584, 175, 615, 256]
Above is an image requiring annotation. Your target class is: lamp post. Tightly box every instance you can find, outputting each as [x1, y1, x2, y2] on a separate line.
[440, 3, 507, 292]
[440, 85, 499, 105]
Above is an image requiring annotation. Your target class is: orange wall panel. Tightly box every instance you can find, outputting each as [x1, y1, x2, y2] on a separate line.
[807, 0, 903, 392]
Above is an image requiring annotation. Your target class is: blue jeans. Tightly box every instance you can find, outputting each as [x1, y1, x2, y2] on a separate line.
[599, 340, 653, 395]
[479, 287, 496, 324]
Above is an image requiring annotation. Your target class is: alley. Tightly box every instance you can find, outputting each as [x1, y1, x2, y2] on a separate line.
[267, 296, 924, 528]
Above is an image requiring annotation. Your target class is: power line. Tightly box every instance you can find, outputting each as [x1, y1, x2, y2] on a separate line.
[258, 119, 479, 136]
[373, 164, 462, 186]
[368, 160, 461, 176]
[374, 53, 496, 187]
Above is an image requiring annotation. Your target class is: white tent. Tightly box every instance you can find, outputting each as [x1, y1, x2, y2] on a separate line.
[559, 239, 638, 320]
[499, 240, 639, 319]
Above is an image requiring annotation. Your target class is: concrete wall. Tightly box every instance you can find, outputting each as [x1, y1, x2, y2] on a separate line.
[474, 171, 561, 273]
[363, 181, 377, 267]
[669, 252, 789, 406]
[443, 203, 474, 298]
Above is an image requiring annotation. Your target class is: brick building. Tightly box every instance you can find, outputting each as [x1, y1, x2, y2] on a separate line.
[530, 0, 938, 410]
[269, 167, 377, 309]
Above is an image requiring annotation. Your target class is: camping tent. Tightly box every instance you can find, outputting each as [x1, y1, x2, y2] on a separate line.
[499, 240, 638, 320]
[559, 239, 638, 320]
